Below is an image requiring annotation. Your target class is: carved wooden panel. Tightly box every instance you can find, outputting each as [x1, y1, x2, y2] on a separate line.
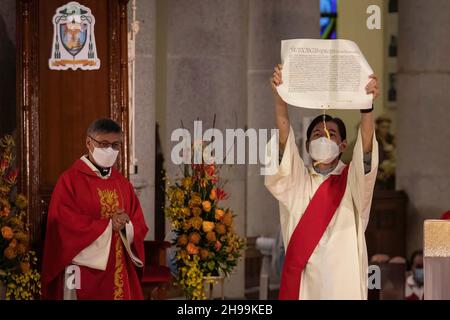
[17, 0, 130, 255]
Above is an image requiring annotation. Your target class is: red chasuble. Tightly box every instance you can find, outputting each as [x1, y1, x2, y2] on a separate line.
[41, 159, 148, 300]
[279, 166, 349, 300]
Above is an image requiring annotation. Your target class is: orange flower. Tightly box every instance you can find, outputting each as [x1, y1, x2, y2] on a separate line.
[200, 249, 210, 260]
[1, 226, 14, 240]
[209, 189, 217, 201]
[182, 221, 192, 231]
[215, 208, 225, 220]
[202, 221, 215, 233]
[4, 246, 17, 260]
[223, 212, 233, 226]
[0, 206, 10, 217]
[202, 201, 212, 212]
[206, 232, 217, 243]
[215, 223, 226, 235]
[186, 242, 199, 255]
[0, 199, 11, 217]
[16, 243, 27, 255]
[20, 262, 30, 274]
[177, 234, 188, 246]
[188, 232, 201, 245]
[8, 239, 18, 248]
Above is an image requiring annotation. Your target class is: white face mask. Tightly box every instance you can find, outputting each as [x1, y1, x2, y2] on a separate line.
[309, 137, 340, 164]
[91, 147, 119, 168]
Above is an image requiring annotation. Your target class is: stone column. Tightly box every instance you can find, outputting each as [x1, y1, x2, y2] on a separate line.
[397, 0, 450, 255]
[246, 0, 320, 239]
[129, 0, 156, 239]
[164, 0, 249, 298]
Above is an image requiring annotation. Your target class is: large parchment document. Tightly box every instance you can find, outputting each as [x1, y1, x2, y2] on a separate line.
[276, 39, 374, 110]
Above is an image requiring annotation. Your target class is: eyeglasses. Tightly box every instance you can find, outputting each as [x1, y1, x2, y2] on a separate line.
[89, 136, 122, 151]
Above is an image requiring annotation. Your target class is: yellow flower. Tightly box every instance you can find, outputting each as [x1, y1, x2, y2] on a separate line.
[189, 195, 202, 208]
[174, 188, 185, 202]
[190, 216, 203, 230]
[14, 232, 28, 244]
[15, 194, 29, 210]
[202, 201, 212, 212]
[181, 207, 191, 217]
[1, 226, 14, 240]
[202, 221, 215, 233]
[191, 207, 202, 216]
[181, 177, 193, 189]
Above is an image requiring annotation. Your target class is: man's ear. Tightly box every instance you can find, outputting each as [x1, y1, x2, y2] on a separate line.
[340, 140, 348, 153]
[86, 137, 92, 153]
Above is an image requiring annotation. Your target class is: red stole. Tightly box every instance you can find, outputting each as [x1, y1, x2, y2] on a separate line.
[279, 166, 349, 300]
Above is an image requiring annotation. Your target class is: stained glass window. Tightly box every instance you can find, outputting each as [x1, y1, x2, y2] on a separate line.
[320, 0, 337, 39]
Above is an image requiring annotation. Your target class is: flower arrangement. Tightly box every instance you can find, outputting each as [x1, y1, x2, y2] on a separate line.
[165, 160, 245, 300]
[0, 135, 41, 299]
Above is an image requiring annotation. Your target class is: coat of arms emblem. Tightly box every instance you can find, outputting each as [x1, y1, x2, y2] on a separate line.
[49, 2, 100, 70]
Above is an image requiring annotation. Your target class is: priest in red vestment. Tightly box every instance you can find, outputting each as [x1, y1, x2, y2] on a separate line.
[41, 118, 148, 300]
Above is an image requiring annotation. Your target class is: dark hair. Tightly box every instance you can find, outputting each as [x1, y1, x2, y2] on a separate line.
[87, 118, 122, 136]
[408, 250, 423, 270]
[306, 114, 347, 142]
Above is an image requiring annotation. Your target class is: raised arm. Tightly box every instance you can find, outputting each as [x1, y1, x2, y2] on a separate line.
[361, 74, 380, 153]
[270, 64, 290, 149]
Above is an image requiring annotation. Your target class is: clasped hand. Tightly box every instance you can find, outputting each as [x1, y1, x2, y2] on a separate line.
[112, 208, 130, 232]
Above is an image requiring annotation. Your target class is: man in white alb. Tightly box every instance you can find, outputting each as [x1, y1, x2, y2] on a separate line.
[265, 64, 379, 300]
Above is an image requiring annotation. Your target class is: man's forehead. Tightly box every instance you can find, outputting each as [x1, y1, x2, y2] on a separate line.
[92, 132, 122, 142]
[312, 121, 339, 131]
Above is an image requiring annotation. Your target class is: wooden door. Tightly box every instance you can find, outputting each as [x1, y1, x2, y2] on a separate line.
[16, 0, 130, 261]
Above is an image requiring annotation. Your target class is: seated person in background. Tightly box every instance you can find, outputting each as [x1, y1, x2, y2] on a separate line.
[370, 254, 390, 265]
[389, 256, 406, 264]
[405, 250, 424, 300]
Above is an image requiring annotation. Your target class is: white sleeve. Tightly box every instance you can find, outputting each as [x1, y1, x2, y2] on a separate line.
[264, 126, 307, 213]
[119, 222, 144, 267]
[348, 128, 379, 230]
[72, 220, 113, 271]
